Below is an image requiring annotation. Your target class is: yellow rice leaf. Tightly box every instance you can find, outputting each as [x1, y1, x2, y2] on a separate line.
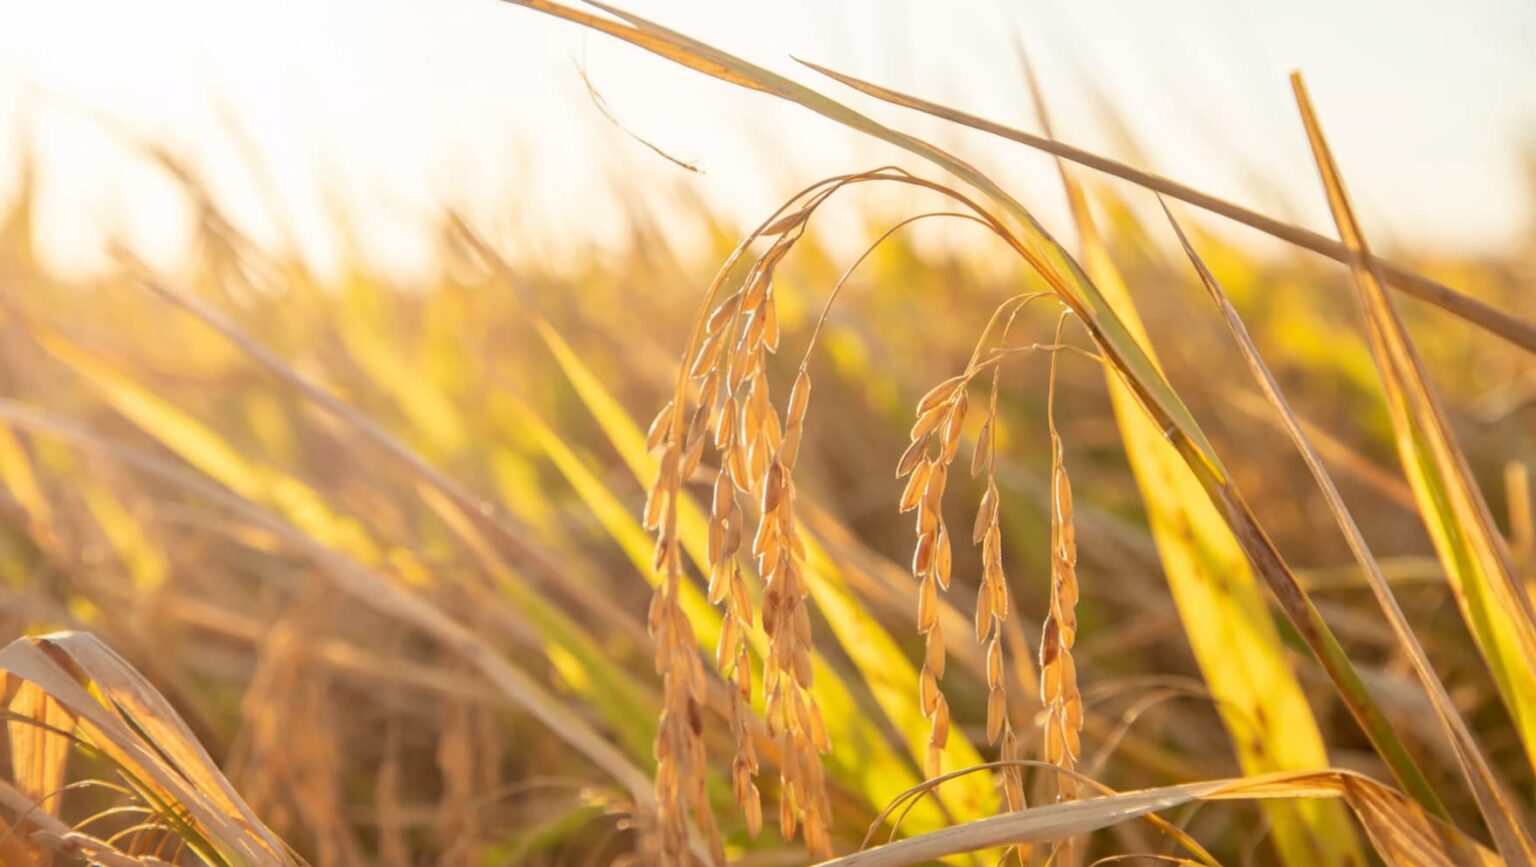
[1028, 72, 1362, 864]
[816, 769, 1498, 867]
[1, 632, 297, 867]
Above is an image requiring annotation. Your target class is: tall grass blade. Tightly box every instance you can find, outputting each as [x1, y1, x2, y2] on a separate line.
[816, 770, 1499, 867]
[791, 61, 1536, 355]
[2, 631, 298, 867]
[1162, 197, 1536, 866]
[1291, 70, 1536, 860]
[1021, 58, 1366, 867]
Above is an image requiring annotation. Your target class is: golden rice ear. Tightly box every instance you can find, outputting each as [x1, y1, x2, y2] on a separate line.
[647, 212, 838, 858]
[1041, 431, 1082, 805]
[900, 380, 969, 782]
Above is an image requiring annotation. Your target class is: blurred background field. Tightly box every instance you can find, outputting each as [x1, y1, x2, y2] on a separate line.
[0, 2, 1534, 866]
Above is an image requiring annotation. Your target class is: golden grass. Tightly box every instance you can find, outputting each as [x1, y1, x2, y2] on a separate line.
[2, 3, 1536, 866]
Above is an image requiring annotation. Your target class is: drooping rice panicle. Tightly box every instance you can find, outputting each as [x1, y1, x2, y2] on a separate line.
[657, 188, 841, 856]
[968, 295, 1046, 820]
[1039, 312, 1083, 808]
[901, 292, 1053, 788]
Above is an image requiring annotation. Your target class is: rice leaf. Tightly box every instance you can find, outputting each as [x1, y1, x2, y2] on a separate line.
[1290, 71, 1536, 861]
[1163, 197, 1536, 866]
[1, 631, 297, 867]
[1022, 59, 1366, 867]
[814, 769, 1499, 867]
[791, 61, 1536, 355]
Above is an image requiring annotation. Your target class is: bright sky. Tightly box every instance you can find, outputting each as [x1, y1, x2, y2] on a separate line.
[1, 0, 1532, 278]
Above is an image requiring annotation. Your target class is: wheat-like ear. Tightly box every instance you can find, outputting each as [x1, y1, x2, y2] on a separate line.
[901, 292, 1055, 793]
[720, 231, 836, 854]
[649, 175, 879, 858]
[969, 295, 1054, 867]
[1040, 311, 1084, 815]
[644, 195, 795, 864]
[901, 371, 965, 780]
[652, 172, 1011, 860]
[641, 415, 719, 864]
[968, 295, 1049, 828]
[897, 355, 970, 780]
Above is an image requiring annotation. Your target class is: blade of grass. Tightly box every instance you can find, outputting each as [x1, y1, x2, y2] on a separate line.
[1290, 71, 1536, 857]
[333, 273, 467, 458]
[0, 422, 54, 545]
[1021, 55, 1366, 867]
[2, 631, 297, 867]
[1164, 197, 1536, 865]
[78, 482, 171, 593]
[815, 770, 1499, 867]
[791, 61, 1536, 356]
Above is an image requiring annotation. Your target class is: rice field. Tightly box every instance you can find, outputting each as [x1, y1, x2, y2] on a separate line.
[3, 3, 1536, 866]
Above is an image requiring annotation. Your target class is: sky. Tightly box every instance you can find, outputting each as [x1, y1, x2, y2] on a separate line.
[0, 0, 1532, 278]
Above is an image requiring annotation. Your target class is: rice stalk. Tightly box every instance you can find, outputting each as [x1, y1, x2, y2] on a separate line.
[1017, 55, 1369, 865]
[793, 61, 1536, 356]
[1160, 196, 1536, 867]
